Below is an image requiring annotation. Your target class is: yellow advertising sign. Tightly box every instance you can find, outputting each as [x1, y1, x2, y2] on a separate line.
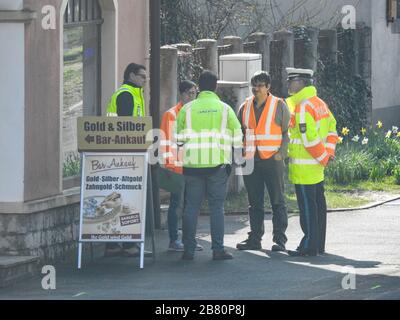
[77, 116, 153, 152]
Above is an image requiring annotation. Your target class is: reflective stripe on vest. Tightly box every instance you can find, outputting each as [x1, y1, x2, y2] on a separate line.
[242, 95, 282, 159]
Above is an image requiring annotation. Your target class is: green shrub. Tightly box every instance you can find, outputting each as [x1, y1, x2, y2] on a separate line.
[326, 148, 374, 184]
[393, 166, 400, 185]
[63, 153, 81, 178]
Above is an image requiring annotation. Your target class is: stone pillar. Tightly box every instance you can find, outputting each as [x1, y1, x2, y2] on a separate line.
[248, 32, 270, 72]
[273, 30, 294, 97]
[160, 45, 178, 117]
[196, 39, 218, 75]
[173, 43, 193, 53]
[223, 36, 243, 53]
[319, 29, 338, 63]
[294, 28, 319, 72]
[173, 43, 194, 81]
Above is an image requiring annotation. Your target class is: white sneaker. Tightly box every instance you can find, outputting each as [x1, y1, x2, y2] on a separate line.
[168, 240, 184, 252]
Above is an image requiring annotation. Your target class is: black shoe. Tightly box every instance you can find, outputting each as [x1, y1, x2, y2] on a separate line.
[287, 250, 317, 257]
[271, 243, 286, 252]
[236, 239, 261, 250]
[213, 250, 233, 260]
[181, 252, 194, 260]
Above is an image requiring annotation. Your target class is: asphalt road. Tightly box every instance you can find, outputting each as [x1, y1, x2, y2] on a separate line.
[0, 200, 399, 300]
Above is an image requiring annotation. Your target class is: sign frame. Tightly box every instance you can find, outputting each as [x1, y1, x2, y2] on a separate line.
[77, 151, 149, 269]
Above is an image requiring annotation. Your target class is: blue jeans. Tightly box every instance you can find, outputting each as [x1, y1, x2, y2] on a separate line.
[182, 167, 228, 255]
[167, 188, 184, 242]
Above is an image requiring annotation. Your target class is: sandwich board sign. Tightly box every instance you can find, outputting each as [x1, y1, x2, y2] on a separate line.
[77, 117, 154, 269]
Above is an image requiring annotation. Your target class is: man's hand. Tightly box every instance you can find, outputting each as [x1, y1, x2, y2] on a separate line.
[274, 153, 283, 161]
[327, 155, 335, 166]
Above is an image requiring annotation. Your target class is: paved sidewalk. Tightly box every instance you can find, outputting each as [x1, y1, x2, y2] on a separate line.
[0, 200, 399, 300]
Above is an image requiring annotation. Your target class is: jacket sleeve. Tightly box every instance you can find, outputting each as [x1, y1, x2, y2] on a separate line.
[325, 111, 339, 157]
[116, 92, 134, 116]
[298, 103, 330, 167]
[160, 111, 176, 170]
[228, 107, 243, 149]
[275, 101, 290, 159]
[176, 107, 187, 144]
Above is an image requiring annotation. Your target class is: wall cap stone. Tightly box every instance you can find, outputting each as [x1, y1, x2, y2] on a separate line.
[0, 188, 80, 215]
[0, 10, 37, 23]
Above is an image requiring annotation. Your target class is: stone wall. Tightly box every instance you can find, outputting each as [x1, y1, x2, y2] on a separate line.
[0, 204, 80, 263]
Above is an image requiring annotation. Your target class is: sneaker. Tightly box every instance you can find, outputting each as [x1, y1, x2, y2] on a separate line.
[195, 243, 204, 251]
[213, 250, 233, 260]
[271, 243, 286, 252]
[168, 240, 184, 252]
[236, 239, 261, 250]
[181, 252, 194, 260]
[122, 246, 153, 257]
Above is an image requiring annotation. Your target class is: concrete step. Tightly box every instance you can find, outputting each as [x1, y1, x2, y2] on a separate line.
[0, 256, 40, 288]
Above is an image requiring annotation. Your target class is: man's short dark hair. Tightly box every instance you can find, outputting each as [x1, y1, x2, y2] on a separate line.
[198, 70, 218, 92]
[179, 80, 196, 94]
[251, 71, 271, 87]
[124, 63, 146, 81]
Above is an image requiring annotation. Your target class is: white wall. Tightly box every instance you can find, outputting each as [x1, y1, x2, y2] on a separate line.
[0, 0, 23, 10]
[0, 23, 25, 202]
[371, 0, 400, 110]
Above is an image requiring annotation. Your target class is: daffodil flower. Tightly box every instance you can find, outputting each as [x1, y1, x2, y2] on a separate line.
[361, 128, 367, 135]
[392, 126, 398, 134]
[397, 132, 400, 138]
[376, 121, 383, 129]
[386, 130, 392, 138]
[352, 135, 360, 142]
[362, 138, 368, 145]
[338, 136, 343, 144]
[341, 127, 350, 136]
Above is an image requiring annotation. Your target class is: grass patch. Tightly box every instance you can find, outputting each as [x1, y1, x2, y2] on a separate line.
[205, 177, 400, 214]
[326, 176, 400, 193]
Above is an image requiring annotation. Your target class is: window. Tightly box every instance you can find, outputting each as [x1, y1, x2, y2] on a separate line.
[63, 0, 103, 188]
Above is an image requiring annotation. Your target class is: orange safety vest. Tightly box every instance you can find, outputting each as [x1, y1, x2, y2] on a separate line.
[160, 102, 184, 174]
[241, 94, 283, 159]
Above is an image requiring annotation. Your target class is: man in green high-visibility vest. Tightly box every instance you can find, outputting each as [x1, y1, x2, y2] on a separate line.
[176, 70, 243, 261]
[104, 63, 149, 258]
[106, 63, 146, 117]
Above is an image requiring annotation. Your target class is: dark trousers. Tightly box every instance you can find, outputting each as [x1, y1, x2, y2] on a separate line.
[294, 181, 327, 254]
[243, 158, 288, 245]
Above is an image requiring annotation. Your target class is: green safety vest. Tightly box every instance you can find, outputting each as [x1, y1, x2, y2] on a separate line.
[106, 84, 145, 117]
[176, 91, 243, 168]
[286, 86, 338, 185]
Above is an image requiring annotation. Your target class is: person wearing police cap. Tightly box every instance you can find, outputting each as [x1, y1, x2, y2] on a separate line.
[285, 67, 338, 257]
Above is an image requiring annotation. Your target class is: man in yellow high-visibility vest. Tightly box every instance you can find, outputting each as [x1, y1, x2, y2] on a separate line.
[285, 68, 338, 257]
[104, 63, 148, 258]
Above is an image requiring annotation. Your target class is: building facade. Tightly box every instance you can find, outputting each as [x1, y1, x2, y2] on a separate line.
[0, 0, 150, 261]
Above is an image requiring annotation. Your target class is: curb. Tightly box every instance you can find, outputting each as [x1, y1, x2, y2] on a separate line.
[218, 195, 400, 216]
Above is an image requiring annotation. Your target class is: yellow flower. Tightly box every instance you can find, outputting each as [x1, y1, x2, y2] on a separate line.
[338, 136, 344, 144]
[397, 132, 400, 138]
[361, 128, 367, 135]
[376, 121, 383, 129]
[341, 127, 350, 136]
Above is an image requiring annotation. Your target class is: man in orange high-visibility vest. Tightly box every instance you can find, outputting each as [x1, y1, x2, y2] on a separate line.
[160, 80, 203, 252]
[236, 71, 291, 253]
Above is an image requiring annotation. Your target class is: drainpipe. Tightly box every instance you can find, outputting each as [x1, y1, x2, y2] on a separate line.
[149, 0, 161, 229]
